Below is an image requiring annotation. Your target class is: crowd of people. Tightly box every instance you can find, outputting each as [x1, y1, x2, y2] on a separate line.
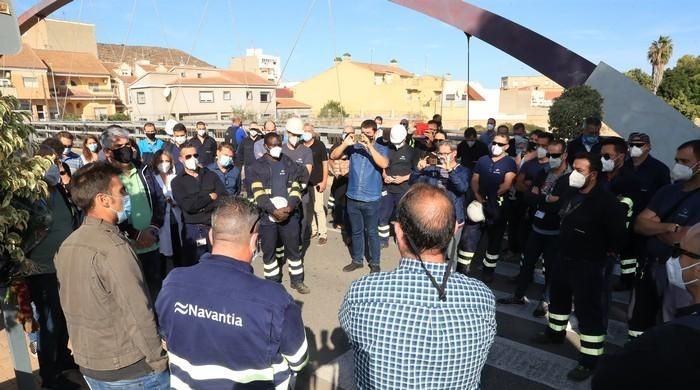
[18, 112, 700, 389]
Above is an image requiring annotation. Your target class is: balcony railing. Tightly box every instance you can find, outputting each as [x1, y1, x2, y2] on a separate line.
[0, 86, 18, 97]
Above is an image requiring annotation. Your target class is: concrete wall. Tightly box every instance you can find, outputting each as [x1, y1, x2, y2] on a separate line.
[22, 19, 97, 56]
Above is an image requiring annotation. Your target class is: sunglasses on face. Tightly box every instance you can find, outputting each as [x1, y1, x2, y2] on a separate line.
[492, 141, 508, 147]
[183, 153, 199, 160]
[630, 143, 646, 148]
[602, 153, 616, 160]
[672, 243, 700, 260]
[547, 153, 563, 158]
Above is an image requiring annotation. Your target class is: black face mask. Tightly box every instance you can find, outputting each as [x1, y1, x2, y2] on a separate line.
[145, 133, 156, 140]
[111, 146, 133, 164]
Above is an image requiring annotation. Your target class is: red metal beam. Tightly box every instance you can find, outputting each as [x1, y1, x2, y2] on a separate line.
[18, 0, 73, 34]
[390, 0, 596, 88]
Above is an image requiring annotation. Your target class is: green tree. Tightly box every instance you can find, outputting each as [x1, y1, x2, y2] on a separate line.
[107, 112, 130, 121]
[657, 55, 700, 120]
[647, 35, 673, 94]
[624, 68, 654, 91]
[318, 100, 348, 119]
[0, 94, 51, 271]
[548, 85, 604, 140]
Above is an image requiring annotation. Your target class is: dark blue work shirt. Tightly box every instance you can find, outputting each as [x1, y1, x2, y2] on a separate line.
[624, 155, 670, 214]
[207, 162, 240, 195]
[474, 155, 517, 198]
[646, 183, 700, 259]
[520, 159, 549, 183]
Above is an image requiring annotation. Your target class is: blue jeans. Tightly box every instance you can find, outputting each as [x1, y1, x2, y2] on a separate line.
[84, 370, 169, 389]
[347, 198, 380, 266]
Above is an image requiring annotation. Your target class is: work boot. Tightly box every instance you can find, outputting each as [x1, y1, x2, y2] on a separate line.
[291, 282, 311, 294]
[497, 296, 527, 305]
[481, 269, 494, 284]
[343, 262, 363, 272]
[533, 331, 565, 345]
[532, 301, 549, 318]
[318, 237, 328, 246]
[369, 265, 381, 273]
[567, 365, 594, 382]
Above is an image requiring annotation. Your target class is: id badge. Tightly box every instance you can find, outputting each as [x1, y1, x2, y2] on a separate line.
[196, 238, 207, 247]
[534, 210, 546, 219]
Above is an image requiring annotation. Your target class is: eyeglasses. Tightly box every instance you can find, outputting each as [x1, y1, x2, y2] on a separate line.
[491, 142, 508, 147]
[672, 243, 700, 260]
[629, 143, 646, 148]
[183, 153, 199, 160]
[546, 153, 563, 158]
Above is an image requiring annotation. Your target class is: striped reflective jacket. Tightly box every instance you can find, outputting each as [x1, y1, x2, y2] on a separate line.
[156, 254, 309, 389]
[246, 154, 304, 220]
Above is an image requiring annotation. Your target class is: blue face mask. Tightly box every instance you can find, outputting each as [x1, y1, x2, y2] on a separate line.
[583, 135, 599, 145]
[108, 194, 131, 224]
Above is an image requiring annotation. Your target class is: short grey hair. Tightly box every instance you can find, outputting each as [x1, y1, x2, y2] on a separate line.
[435, 140, 457, 152]
[100, 125, 130, 149]
[211, 196, 260, 242]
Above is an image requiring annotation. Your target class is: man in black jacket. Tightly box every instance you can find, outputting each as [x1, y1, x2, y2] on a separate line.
[456, 127, 489, 171]
[171, 143, 226, 265]
[535, 152, 627, 382]
[566, 117, 603, 166]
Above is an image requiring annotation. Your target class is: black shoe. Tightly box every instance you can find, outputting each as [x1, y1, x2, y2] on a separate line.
[497, 296, 527, 305]
[567, 365, 594, 382]
[481, 270, 494, 284]
[43, 376, 81, 390]
[508, 274, 520, 284]
[532, 301, 549, 318]
[343, 263, 363, 272]
[291, 282, 311, 294]
[533, 331, 565, 345]
[369, 265, 381, 273]
[613, 280, 632, 292]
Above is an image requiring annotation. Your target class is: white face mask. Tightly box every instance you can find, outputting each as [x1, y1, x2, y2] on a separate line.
[157, 162, 171, 174]
[466, 140, 476, 147]
[537, 147, 547, 159]
[491, 144, 503, 156]
[174, 135, 187, 145]
[63, 147, 71, 155]
[487, 124, 495, 131]
[197, 129, 207, 137]
[601, 157, 616, 172]
[87, 143, 99, 153]
[666, 256, 700, 289]
[184, 157, 199, 171]
[671, 162, 696, 182]
[392, 142, 404, 150]
[302, 133, 313, 142]
[569, 170, 588, 188]
[629, 146, 644, 158]
[549, 157, 562, 169]
[269, 146, 282, 159]
[218, 155, 233, 167]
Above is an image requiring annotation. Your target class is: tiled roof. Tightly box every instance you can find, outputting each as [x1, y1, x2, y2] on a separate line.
[137, 63, 159, 72]
[34, 49, 109, 75]
[351, 61, 413, 77]
[0, 44, 48, 70]
[465, 85, 485, 101]
[116, 75, 137, 84]
[544, 90, 562, 100]
[277, 98, 310, 109]
[276, 88, 294, 98]
[166, 71, 275, 86]
[97, 43, 213, 68]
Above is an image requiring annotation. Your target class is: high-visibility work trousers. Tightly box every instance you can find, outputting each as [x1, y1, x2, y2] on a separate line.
[260, 214, 304, 284]
[547, 256, 608, 369]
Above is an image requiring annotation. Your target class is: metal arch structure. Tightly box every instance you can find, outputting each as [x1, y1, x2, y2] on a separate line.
[18, 0, 73, 34]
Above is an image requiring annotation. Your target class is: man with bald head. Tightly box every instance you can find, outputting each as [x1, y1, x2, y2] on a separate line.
[592, 223, 700, 389]
[339, 183, 496, 390]
[157, 197, 308, 389]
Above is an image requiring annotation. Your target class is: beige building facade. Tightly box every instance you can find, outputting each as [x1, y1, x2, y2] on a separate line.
[22, 19, 97, 56]
[499, 75, 563, 128]
[230, 48, 281, 83]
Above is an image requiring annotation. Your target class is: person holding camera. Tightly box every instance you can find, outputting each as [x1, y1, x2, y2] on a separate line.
[331, 119, 389, 273]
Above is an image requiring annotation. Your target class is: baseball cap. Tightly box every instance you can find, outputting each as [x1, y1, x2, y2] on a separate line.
[628, 132, 650, 144]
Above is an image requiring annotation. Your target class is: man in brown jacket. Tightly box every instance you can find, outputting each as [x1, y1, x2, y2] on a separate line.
[55, 162, 169, 388]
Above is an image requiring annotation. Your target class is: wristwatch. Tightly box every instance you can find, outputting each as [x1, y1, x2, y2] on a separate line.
[672, 224, 680, 233]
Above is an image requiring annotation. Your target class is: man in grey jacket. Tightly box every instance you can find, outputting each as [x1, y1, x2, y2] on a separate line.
[55, 162, 169, 388]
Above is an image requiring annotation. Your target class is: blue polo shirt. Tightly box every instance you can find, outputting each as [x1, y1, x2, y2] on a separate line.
[346, 142, 389, 202]
[137, 138, 165, 165]
[474, 155, 517, 198]
[207, 162, 240, 195]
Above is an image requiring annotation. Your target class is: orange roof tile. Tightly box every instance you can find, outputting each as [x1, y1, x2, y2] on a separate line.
[544, 90, 562, 100]
[34, 49, 109, 76]
[276, 98, 310, 109]
[137, 63, 159, 72]
[351, 61, 413, 77]
[0, 44, 47, 70]
[276, 88, 294, 98]
[465, 85, 485, 101]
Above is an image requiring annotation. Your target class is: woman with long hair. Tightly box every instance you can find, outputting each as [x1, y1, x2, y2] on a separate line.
[150, 149, 185, 272]
[80, 134, 102, 165]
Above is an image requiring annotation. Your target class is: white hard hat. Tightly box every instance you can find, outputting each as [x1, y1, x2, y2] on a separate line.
[164, 119, 178, 135]
[466, 200, 485, 223]
[390, 124, 407, 143]
[269, 197, 289, 222]
[286, 117, 304, 135]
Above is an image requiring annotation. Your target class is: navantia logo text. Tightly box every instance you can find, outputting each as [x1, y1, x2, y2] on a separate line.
[174, 302, 243, 327]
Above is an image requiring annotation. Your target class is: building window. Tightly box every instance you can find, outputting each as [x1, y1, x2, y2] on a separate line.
[136, 91, 145, 104]
[23, 77, 38, 88]
[196, 73, 202, 78]
[223, 91, 231, 101]
[199, 91, 214, 103]
[120, 70, 130, 76]
[180, 72, 186, 77]
[88, 82, 99, 92]
[246, 91, 253, 100]
[260, 91, 270, 103]
[445, 94, 456, 101]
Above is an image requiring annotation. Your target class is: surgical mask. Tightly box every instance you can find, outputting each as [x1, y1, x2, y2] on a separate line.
[184, 157, 199, 171]
[174, 135, 187, 145]
[491, 144, 503, 156]
[218, 155, 233, 167]
[108, 194, 130, 224]
[601, 157, 615, 172]
[145, 133, 156, 140]
[43, 164, 61, 186]
[111, 146, 133, 164]
[583, 135, 599, 145]
[487, 124, 495, 131]
[629, 146, 643, 158]
[157, 162, 171, 174]
[392, 142, 404, 150]
[302, 133, 313, 142]
[197, 129, 207, 137]
[466, 140, 475, 147]
[87, 143, 99, 153]
[569, 170, 588, 188]
[63, 147, 71, 155]
[537, 147, 547, 159]
[671, 163, 696, 182]
[549, 157, 562, 169]
[269, 146, 282, 159]
[666, 256, 700, 289]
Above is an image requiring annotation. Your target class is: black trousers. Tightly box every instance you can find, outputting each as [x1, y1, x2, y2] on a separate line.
[481, 214, 508, 273]
[546, 257, 609, 369]
[260, 214, 304, 284]
[330, 176, 348, 227]
[138, 249, 162, 302]
[505, 196, 529, 254]
[514, 230, 559, 300]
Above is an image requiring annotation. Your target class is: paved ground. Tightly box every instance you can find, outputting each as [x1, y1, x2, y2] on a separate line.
[0, 226, 631, 390]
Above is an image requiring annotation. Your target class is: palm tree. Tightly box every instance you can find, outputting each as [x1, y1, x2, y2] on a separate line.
[647, 35, 673, 94]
